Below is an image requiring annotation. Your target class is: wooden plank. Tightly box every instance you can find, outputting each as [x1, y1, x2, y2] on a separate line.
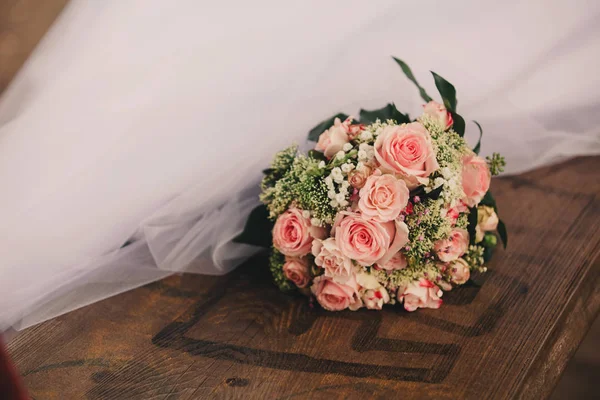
[0, 0, 69, 93]
[7, 156, 600, 399]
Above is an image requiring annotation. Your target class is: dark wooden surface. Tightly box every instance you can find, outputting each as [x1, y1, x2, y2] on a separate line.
[6, 156, 600, 399]
[2, 1, 600, 398]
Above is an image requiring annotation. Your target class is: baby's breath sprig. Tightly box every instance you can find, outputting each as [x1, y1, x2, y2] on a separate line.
[464, 245, 486, 272]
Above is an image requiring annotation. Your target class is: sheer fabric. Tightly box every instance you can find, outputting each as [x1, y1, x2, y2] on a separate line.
[1, 0, 599, 330]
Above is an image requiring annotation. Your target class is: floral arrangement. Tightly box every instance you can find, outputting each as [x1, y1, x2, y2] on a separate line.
[236, 58, 507, 312]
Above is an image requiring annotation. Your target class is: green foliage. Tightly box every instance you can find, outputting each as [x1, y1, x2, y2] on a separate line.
[472, 121, 483, 154]
[467, 207, 478, 244]
[480, 191, 498, 212]
[233, 205, 273, 247]
[486, 153, 506, 176]
[359, 103, 410, 124]
[451, 111, 465, 137]
[431, 72, 457, 111]
[307, 150, 327, 162]
[404, 199, 452, 263]
[308, 113, 349, 142]
[497, 219, 508, 249]
[269, 249, 295, 292]
[393, 57, 433, 103]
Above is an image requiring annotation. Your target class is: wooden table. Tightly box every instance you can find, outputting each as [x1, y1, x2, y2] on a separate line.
[6, 156, 600, 399]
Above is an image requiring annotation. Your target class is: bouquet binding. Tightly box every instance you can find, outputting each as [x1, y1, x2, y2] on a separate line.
[237, 58, 507, 312]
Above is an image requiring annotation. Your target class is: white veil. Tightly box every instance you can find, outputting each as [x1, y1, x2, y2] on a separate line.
[1, 0, 599, 331]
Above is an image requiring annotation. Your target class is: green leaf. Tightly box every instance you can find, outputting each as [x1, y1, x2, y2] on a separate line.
[307, 150, 327, 161]
[409, 184, 443, 201]
[497, 219, 508, 249]
[483, 246, 495, 263]
[431, 71, 457, 112]
[233, 205, 274, 248]
[467, 207, 478, 244]
[392, 57, 432, 103]
[359, 103, 410, 124]
[472, 120, 483, 155]
[480, 191, 497, 212]
[451, 111, 465, 137]
[308, 113, 349, 142]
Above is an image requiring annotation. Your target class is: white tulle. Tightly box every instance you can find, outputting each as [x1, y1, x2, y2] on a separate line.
[1, 0, 599, 331]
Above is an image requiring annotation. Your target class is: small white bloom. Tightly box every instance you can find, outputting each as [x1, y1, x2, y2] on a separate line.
[310, 217, 321, 226]
[327, 190, 336, 199]
[324, 176, 334, 187]
[318, 161, 326, 169]
[330, 199, 339, 208]
[358, 150, 367, 161]
[336, 151, 345, 160]
[342, 143, 353, 152]
[341, 163, 355, 173]
[302, 210, 311, 219]
[359, 130, 373, 141]
[434, 177, 445, 188]
[331, 167, 344, 183]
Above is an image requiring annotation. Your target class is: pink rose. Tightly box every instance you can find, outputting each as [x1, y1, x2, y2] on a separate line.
[283, 257, 311, 288]
[362, 288, 390, 310]
[347, 165, 372, 189]
[376, 252, 407, 271]
[312, 238, 353, 278]
[358, 171, 409, 222]
[374, 122, 439, 189]
[449, 258, 470, 285]
[445, 200, 468, 226]
[462, 154, 491, 207]
[347, 122, 365, 140]
[311, 274, 361, 311]
[273, 208, 326, 257]
[422, 101, 453, 130]
[315, 117, 360, 159]
[399, 278, 443, 312]
[475, 205, 499, 242]
[434, 228, 469, 262]
[333, 211, 409, 266]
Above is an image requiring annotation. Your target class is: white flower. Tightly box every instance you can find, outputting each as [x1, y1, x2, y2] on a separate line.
[331, 167, 344, 183]
[302, 210, 311, 219]
[327, 190, 336, 199]
[318, 161, 326, 169]
[359, 130, 373, 141]
[357, 150, 367, 161]
[336, 151, 346, 160]
[441, 167, 452, 179]
[434, 177, 445, 188]
[330, 199, 339, 208]
[311, 217, 322, 226]
[324, 176, 334, 188]
[341, 163, 355, 173]
[342, 143, 353, 152]
[335, 193, 346, 204]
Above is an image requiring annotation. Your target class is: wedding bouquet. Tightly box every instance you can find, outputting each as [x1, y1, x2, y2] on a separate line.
[237, 58, 507, 312]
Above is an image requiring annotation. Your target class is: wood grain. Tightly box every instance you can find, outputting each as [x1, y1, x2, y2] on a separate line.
[6, 156, 600, 399]
[1, 1, 599, 398]
[0, 0, 69, 93]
